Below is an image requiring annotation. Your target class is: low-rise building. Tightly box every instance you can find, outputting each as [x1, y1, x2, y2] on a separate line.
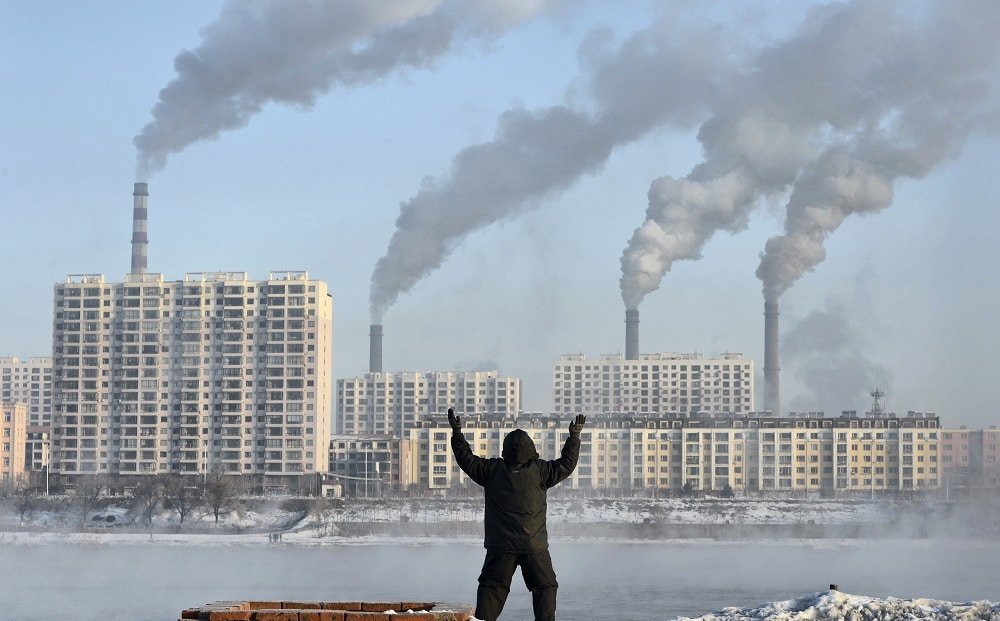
[328, 435, 411, 496]
[400, 410, 941, 495]
[940, 426, 1000, 491]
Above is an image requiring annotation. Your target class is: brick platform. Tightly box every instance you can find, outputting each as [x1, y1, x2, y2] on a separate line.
[179, 601, 474, 621]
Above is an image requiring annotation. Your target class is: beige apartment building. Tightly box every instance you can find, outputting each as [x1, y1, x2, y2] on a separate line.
[1, 402, 28, 479]
[1, 356, 52, 427]
[553, 353, 754, 417]
[396, 411, 940, 495]
[50, 271, 331, 489]
[337, 371, 521, 436]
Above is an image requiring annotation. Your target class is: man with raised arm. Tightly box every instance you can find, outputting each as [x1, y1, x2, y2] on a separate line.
[448, 407, 586, 621]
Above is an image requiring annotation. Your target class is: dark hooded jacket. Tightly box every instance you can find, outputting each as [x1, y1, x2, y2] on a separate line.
[451, 428, 580, 552]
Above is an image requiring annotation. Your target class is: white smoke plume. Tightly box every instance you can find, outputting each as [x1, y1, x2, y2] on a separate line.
[369, 19, 729, 320]
[133, 0, 565, 178]
[623, 0, 1000, 310]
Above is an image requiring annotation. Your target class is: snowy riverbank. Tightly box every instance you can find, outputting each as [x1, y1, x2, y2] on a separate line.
[4, 496, 998, 541]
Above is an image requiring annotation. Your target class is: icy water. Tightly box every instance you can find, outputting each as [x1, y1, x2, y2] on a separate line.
[1, 539, 999, 621]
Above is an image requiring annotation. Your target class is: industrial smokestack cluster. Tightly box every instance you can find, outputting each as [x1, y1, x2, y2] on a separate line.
[763, 301, 780, 414]
[130, 182, 149, 274]
[625, 309, 639, 360]
[369, 324, 383, 373]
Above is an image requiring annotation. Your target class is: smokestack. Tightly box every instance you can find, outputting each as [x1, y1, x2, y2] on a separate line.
[764, 300, 780, 415]
[130, 182, 148, 274]
[625, 309, 639, 360]
[369, 324, 383, 373]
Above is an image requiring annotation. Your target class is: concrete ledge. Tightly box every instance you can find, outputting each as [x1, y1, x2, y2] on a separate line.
[178, 600, 472, 621]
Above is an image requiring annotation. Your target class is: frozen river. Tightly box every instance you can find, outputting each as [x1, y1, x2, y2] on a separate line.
[1, 539, 998, 620]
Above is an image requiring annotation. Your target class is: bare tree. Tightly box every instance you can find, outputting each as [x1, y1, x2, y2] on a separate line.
[162, 475, 203, 530]
[73, 475, 112, 527]
[0, 475, 41, 526]
[129, 475, 163, 528]
[203, 470, 239, 526]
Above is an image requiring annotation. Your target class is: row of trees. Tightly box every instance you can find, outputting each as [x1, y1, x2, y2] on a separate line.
[0, 471, 241, 529]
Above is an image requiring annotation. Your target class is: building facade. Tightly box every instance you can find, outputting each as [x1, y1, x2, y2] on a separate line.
[337, 371, 521, 436]
[25, 425, 50, 474]
[50, 271, 331, 488]
[1, 402, 28, 479]
[940, 427, 1000, 491]
[397, 411, 941, 495]
[553, 353, 754, 417]
[328, 435, 411, 496]
[1, 356, 52, 427]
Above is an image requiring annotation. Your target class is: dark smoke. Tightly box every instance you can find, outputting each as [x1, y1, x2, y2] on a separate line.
[133, 0, 566, 178]
[783, 302, 891, 415]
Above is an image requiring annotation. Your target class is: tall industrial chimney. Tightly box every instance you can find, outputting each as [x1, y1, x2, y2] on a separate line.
[369, 324, 383, 373]
[130, 182, 149, 274]
[625, 309, 639, 360]
[763, 300, 780, 415]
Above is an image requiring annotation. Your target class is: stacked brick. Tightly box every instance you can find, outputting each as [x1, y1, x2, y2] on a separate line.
[179, 601, 474, 621]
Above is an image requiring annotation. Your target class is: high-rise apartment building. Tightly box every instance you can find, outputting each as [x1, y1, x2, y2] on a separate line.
[1, 356, 53, 427]
[553, 353, 754, 416]
[337, 371, 521, 435]
[50, 271, 331, 489]
[1, 402, 28, 479]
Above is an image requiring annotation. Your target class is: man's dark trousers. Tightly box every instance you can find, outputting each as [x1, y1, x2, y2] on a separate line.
[476, 548, 558, 621]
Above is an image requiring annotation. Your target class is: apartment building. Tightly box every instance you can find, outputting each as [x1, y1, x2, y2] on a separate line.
[553, 353, 754, 417]
[1, 356, 52, 427]
[50, 271, 331, 489]
[328, 435, 411, 496]
[940, 427, 1000, 490]
[25, 425, 49, 473]
[398, 411, 940, 494]
[337, 371, 521, 435]
[1, 402, 27, 479]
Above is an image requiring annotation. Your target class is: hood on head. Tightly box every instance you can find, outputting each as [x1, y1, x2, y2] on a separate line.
[502, 429, 538, 465]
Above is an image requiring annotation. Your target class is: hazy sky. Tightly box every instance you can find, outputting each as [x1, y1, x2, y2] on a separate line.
[1, 1, 998, 426]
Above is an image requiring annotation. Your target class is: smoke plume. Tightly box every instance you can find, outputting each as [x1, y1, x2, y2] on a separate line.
[369, 19, 728, 320]
[753, 1, 1000, 302]
[622, 0, 1000, 310]
[133, 0, 564, 178]
[784, 302, 890, 415]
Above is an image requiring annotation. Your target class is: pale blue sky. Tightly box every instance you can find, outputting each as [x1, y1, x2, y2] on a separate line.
[1, 1, 998, 426]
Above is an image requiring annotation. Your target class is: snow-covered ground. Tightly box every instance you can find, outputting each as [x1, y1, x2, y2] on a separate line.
[326, 497, 894, 525]
[1, 497, 895, 533]
[681, 590, 1000, 621]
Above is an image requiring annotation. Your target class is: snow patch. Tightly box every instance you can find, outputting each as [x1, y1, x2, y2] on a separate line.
[679, 590, 1000, 621]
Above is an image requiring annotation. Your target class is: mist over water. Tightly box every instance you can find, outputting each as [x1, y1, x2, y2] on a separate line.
[2, 540, 998, 621]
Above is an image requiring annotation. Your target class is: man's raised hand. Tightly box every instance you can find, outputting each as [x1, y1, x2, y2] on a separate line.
[569, 414, 586, 437]
[448, 407, 462, 431]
